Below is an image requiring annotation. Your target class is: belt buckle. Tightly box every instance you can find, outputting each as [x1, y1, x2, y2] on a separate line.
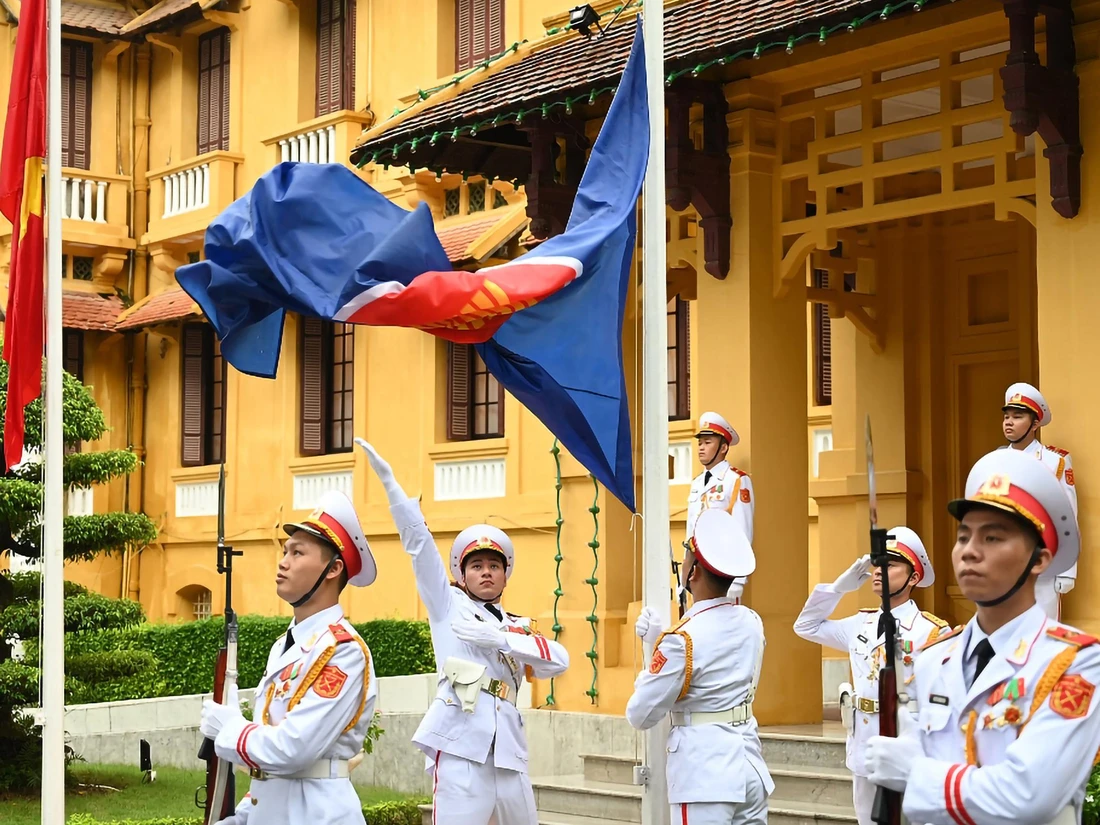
[249, 768, 267, 780]
[488, 678, 505, 699]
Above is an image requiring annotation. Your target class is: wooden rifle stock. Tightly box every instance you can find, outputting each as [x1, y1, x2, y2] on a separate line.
[871, 525, 902, 825]
[197, 646, 235, 823]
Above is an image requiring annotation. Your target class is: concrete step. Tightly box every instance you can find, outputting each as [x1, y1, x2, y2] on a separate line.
[771, 764, 853, 808]
[532, 774, 642, 823]
[582, 753, 639, 785]
[761, 728, 847, 768]
[418, 803, 431, 825]
[539, 813, 636, 825]
[768, 800, 859, 824]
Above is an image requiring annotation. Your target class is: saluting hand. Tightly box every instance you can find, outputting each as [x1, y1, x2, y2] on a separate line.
[832, 555, 873, 593]
[452, 618, 507, 650]
[355, 437, 409, 506]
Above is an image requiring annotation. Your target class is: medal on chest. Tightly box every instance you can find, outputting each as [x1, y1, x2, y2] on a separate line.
[273, 661, 304, 699]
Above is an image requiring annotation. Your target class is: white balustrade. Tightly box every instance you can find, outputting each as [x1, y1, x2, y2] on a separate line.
[434, 458, 506, 501]
[161, 162, 211, 218]
[175, 479, 219, 517]
[66, 486, 94, 517]
[669, 441, 694, 486]
[292, 470, 353, 510]
[278, 124, 338, 165]
[60, 174, 108, 222]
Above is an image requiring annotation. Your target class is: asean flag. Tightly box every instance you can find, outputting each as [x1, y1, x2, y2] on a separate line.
[177, 18, 648, 510]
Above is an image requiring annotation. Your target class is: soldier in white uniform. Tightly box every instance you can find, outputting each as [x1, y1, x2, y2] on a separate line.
[1001, 382, 1079, 619]
[793, 526, 948, 825]
[686, 412, 754, 543]
[627, 509, 774, 825]
[356, 438, 568, 825]
[200, 490, 379, 825]
[867, 447, 1100, 825]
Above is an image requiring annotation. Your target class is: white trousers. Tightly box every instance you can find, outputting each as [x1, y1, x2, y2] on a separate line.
[854, 774, 876, 825]
[430, 751, 537, 825]
[670, 766, 768, 825]
[1036, 577, 1061, 621]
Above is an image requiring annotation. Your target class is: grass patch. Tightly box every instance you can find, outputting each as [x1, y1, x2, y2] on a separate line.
[0, 764, 412, 825]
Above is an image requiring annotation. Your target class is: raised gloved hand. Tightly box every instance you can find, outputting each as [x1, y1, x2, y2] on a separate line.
[635, 606, 665, 646]
[728, 582, 745, 601]
[355, 438, 409, 506]
[832, 555, 873, 593]
[452, 618, 507, 651]
[200, 683, 241, 740]
[1055, 576, 1076, 595]
[866, 711, 921, 792]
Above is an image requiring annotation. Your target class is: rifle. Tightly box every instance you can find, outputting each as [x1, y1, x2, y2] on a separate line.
[866, 417, 905, 825]
[196, 464, 243, 824]
[673, 542, 688, 619]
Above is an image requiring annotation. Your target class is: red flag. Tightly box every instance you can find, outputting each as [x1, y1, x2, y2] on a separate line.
[0, 0, 46, 470]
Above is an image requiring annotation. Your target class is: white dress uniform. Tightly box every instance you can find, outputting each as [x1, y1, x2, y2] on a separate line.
[627, 510, 774, 825]
[876, 448, 1100, 825]
[1002, 382, 1080, 620]
[390, 499, 569, 825]
[686, 413, 754, 544]
[793, 526, 948, 825]
[210, 491, 379, 825]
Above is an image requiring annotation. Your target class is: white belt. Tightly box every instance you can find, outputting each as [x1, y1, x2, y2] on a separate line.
[241, 758, 349, 781]
[670, 702, 753, 727]
[478, 674, 517, 705]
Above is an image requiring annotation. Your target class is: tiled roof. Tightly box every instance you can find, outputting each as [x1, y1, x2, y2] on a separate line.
[436, 206, 528, 264]
[114, 287, 200, 330]
[62, 291, 124, 330]
[356, 0, 918, 158]
[121, 0, 225, 36]
[61, 2, 134, 36]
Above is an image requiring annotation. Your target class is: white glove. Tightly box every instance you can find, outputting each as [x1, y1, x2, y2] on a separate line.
[355, 438, 409, 506]
[200, 683, 241, 739]
[452, 618, 508, 650]
[866, 711, 921, 792]
[634, 606, 664, 646]
[832, 555, 873, 593]
[1055, 576, 1076, 594]
[728, 582, 745, 601]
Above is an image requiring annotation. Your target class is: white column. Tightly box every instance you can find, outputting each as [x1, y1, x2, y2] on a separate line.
[185, 167, 196, 212]
[81, 178, 93, 221]
[171, 172, 182, 216]
[326, 125, 337, 163]
[94, 180, 106, 222]
[163, 176, 173, 218]
[307, 129, 318, 164]
[200, 163, 210, 208]
[296, 134, 308, 162]
[60, 176, 71, 219]
[279, 139, 289, 163]
[68, 176, 81, 219]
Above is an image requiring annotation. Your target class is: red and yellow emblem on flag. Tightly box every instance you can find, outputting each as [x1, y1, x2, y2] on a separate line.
[312, 665, 348, 699]
[1050, 673, 1095, 719]
[0, 0, 46, 470]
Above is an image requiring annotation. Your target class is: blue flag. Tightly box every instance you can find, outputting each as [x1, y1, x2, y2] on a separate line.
[177, 17, 648, 510]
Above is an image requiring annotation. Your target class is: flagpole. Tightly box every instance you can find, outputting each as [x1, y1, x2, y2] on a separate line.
[41, 0, 66, 820]
[640, 5, 670, 825]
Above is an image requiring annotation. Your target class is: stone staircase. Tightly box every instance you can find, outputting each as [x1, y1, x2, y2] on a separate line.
[419, 724, 856, 824]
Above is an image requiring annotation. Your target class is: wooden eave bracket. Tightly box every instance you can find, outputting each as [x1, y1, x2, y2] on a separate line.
[522, 122, 587, 239]
[1000, 0, 1082, 218]
[666, 81, 731, 279]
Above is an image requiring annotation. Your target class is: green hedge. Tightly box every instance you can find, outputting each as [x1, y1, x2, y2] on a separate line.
[64, 798, 429, 825]
[1086, 763, 1100, 825]
[28, 614, 434, 701]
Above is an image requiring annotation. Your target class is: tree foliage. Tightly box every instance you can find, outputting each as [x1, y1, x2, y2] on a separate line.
[0, 357, 159, 793]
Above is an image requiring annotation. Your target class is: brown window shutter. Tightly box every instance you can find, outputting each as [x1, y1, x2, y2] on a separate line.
[343, 0, 356, 111]
[211, 338, 228, 464]
[63, 329, 84, 382]
[677, 298, 690, 420]
[71, 42, 92, 170]
[470, 0, 486, 66]
[317, 0, 353, 116]
[812, 270, 832, 407]
[198, 28, 230, 154]
[300, 317, 329, 455]
[487, 0, 504, 58]
[316, 0, 334, 116]
[61, 42, 72, 167]
[447, 341, 471, 440]
[181, 324, 210, 467]
[455, 0, 472, 71]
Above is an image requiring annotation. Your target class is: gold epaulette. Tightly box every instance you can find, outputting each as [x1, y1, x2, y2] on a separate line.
[918, 624, 963, 651]
[1046, 445, 1071, 458]
[732, 467, 749, 477]
[922, 611, 950, 629]
[1047, 626, 1099, 647]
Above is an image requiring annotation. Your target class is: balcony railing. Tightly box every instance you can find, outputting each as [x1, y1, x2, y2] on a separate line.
[145, 152, 244, 246]
[61, 174, 108, 222]
[161, 163, 210, 218]
[265, 110, 374, 170]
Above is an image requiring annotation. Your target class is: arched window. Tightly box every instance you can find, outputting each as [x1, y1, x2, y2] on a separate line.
[176, 585, 213, 621]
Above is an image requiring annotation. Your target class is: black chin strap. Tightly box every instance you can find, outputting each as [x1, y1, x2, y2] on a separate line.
[289, 555, 338, 609]
[975, 547, 1041, 607]
[1008, 431, 1032, 446]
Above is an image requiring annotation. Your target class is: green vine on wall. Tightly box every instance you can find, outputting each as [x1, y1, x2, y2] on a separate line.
[585, 474, 600, 703]
[546, 439, 565, 707]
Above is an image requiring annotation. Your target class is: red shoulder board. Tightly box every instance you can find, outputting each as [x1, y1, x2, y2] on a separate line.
[329, 623, 355, 644]
[1047, 626, 1099, 647]
[1047, 445, 1070, 457]
[733, 467, 749, 477]
[919, 625, 964, 651]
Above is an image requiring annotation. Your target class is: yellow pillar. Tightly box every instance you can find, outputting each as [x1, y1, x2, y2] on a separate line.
[1034, 39, 1100, 634]
[694, 94, 818, 725]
